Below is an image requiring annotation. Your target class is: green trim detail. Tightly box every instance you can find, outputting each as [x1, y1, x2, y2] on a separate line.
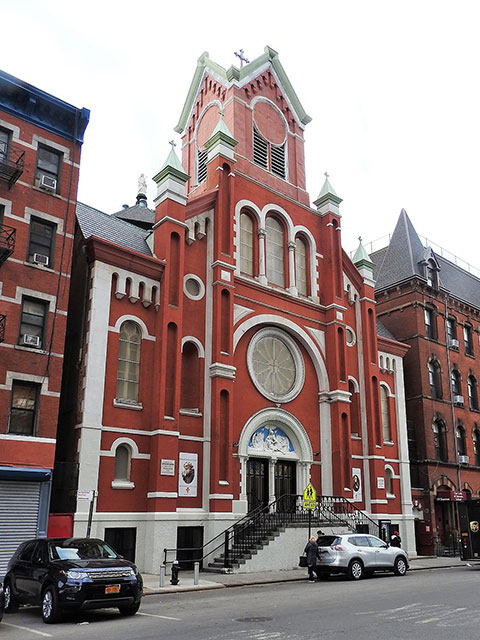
[313, 175, 342, 207]
[353, 241, 374, 268]
[153, 147, 189, 184]
[204, 114, 238, 150]
[174, 46, 311, 134]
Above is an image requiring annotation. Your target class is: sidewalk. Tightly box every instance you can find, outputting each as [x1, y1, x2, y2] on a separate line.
[142, 555, 466, 595]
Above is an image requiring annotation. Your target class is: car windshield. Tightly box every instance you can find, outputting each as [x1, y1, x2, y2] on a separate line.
[316, 536, 340, 547]
[48, 539, 119, 561]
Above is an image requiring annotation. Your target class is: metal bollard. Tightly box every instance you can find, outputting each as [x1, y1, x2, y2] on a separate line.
[194, 561, 199, 585]
[159, 564, 165, 588]
[170, 560, 180, 585]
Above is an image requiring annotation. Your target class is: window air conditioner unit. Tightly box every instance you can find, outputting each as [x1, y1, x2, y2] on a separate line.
[40, 174, 57, 191]
[33, 253, 49, 267]
[22, 334, 40, 347]
[449, 338, 459, 348]
[459, 455, 469, 465]
[454, 395, 464, 405]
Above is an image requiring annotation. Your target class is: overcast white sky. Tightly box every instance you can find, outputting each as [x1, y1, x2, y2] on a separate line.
[4, 0, 480, 269]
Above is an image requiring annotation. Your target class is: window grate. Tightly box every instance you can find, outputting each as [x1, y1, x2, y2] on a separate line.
[271, 143, 286, 179]
[253, 126, 268, 169]
[197, 148, 208, 183]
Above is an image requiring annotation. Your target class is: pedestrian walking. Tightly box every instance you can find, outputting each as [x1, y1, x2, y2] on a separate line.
[304, 536, 320, 582]
[390, 530, 402, 547]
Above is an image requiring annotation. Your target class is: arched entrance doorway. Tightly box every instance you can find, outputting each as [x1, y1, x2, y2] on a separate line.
[238, 408, 313, 514]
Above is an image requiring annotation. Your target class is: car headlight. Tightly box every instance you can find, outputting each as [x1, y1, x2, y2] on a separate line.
[128, 567, 137, 577]
[66, 570, 88, 580]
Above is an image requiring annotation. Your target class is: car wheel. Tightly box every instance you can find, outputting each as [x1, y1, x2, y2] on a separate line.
[394, 556, 408, 576]
[118, 601, 141, 616]
[348, 559, 364, 580]
[42, 586, 62, 624]
[4, 580, 18, 613]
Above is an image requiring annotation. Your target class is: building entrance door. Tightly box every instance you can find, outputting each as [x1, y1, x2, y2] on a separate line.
[275, 460, 296, 511]
[247, 458, 269, 513]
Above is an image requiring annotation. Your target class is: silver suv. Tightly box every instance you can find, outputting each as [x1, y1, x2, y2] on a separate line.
[316, 533, 408, 580]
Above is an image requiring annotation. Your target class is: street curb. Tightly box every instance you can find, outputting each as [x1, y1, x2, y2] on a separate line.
[142, 562, 464, 595]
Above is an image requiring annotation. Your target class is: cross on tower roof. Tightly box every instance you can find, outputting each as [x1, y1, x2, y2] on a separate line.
[234, 49, 250, 67]
[324, 171, 329, 179]
[169, 140, 176, 148]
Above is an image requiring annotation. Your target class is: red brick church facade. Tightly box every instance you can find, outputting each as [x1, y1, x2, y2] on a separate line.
[64, 48, 415, 571]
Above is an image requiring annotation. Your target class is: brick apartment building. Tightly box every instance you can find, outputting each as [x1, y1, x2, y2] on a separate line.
[372, 209, 480, 554]
[0, 70, 89, 575]
[57, 47, 415, 573]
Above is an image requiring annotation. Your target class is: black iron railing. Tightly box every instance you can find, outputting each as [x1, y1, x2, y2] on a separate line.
[163, 494, 380, 571]
[0, 314, 5, 343]
[0, 141, 25, 188]
[0, 224, 15, 265]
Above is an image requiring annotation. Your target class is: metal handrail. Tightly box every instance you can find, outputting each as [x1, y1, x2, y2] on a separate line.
[163, 494, 380, 570]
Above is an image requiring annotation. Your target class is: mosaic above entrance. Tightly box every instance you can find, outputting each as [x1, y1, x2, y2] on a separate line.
[248, 426, 294, 455]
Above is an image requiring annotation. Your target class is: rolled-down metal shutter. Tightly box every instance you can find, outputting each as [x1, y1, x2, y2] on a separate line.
[0, 481, 40, 577]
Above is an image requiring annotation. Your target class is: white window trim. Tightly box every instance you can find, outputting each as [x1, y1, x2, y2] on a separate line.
[110, 315, 155, 341]
[246, 327, 305, 403]
[183, 274, 205, 301]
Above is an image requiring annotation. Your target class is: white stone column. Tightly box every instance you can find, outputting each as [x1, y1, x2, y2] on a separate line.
[287, 241, 298, 295]
[75, 261, 112, 528]
[393, 356, 415, 554]
[258, 228, 267, 285]
[318, 394, 333, 495]
[269, 458, 276, 505]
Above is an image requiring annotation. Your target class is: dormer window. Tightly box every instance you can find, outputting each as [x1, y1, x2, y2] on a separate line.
[253, 124, 286, 179]
[426, 259, 438, 288]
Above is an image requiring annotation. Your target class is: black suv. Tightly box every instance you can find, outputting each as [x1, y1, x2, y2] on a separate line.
[3, 537, 143, 623]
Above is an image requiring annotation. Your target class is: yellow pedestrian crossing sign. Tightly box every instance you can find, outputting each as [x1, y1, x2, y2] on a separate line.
[303, 483, 317, 509]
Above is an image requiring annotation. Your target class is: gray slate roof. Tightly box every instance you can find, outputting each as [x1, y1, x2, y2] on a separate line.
[76, 202, 152, 256]
[371, 209, 480, 309]
[376, 318, 396, 341]
[113, 203, 155, 226]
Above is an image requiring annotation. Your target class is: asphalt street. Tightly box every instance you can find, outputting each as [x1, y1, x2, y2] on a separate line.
[2, 565, 479, 639]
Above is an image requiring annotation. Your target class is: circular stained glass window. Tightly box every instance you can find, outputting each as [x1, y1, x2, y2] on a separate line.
[247, 328, 304, 403]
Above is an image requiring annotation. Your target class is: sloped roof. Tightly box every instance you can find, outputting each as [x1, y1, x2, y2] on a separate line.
[113, 203, 155, 226]
[76, 202, 152, 256]
[371, 209, 480, 309]
[175, 46, 311, 135]
[376, 318, 396, 341]
[373, 209, 426, 289]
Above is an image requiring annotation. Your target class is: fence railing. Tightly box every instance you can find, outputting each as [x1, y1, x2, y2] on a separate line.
[163, 494, 380, 571]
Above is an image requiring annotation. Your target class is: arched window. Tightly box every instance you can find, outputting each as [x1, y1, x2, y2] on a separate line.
[385, 467, 394, 496]
[446, 316, 458, 347]
[451, 369, 461, 396]
[426, 260, 437, 288]
[265, 216, 285, 287]
[468, 375, 478, 410]
[464, 325, 474, 356]
[295, 236, 307, 296]
[380, 386, 391, 442]
[424, 306, 437, 340]
[473, 428, 480, 466]
[433, 420, 448, 462]
[114, 444, 131, 481]
[456, 425, 467, 457]
[240, 212, 254, 276]
[349, 380, 361, 437]
[180, 342, 201, 411]
[116, 321, 142, 402]
[428, 360, 442, 399]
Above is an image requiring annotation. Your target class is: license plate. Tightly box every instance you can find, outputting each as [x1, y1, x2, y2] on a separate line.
[105, 585, 120, 594]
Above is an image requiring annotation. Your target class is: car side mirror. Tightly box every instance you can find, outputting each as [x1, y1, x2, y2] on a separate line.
[383, 543, 389, 548]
